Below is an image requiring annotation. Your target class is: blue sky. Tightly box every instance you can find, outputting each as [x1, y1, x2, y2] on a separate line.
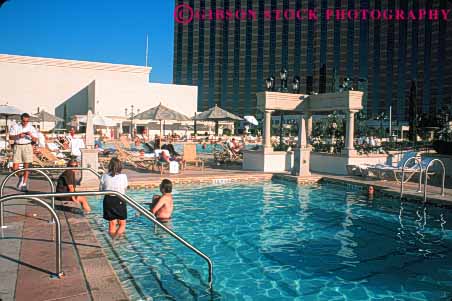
[0, 0, 175, 83]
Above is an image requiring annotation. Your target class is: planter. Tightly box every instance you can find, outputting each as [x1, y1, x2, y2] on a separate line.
[433, 140, 452, 155]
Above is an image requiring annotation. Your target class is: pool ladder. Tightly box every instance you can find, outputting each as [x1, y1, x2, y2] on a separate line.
[0, 167, 213, 288]
[400, 158, 446, 203]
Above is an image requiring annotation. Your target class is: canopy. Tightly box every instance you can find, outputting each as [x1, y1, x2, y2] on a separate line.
[78, 115, 117, 127]
[34, 110, 63, 122]
[193, 105, 242, 135]
[134, 103, 190, 121]
[0, 104, 25, 117]
[193, 104, 242, 121]
[134, 103, 190, 137]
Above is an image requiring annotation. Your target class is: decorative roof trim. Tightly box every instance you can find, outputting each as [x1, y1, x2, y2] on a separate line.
[0, 54, 151, 74]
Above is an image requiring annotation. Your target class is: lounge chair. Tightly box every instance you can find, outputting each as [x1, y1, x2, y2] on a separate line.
[213, 143, 242, 164]
[182, 144, 204, 171]
[365, 151, 421, 182]
[34, 147, 67, 168]
[114, 143, 155, 171]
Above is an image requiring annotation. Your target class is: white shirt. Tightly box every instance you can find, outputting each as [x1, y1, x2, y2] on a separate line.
[69, 138, 85, 157]
[9, 122, 38, 145]
[101, 173, 128, 195]
[37, 132, 46, 148]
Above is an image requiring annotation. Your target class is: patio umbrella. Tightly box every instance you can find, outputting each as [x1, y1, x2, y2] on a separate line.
[193, 104, 243, 135]
[0, 104, 26, 144]
[78, 115, 117, 127]
[244, 115, 259, 126]
[34, 109, 63, 131]
[133, 103, 190, 137]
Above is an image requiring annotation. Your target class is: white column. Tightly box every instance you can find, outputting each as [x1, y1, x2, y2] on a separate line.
[344, 110, 357, 156]
[292, 113, 311, 176]
[306, 112, 313, 145]
[297, 114, 307, 148]
[264, 110, 273, 149]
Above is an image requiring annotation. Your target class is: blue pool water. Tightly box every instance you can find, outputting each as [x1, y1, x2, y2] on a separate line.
[87, 182, 452, 300]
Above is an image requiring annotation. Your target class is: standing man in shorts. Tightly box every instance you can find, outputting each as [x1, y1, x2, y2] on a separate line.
[9, 113, 38, 192]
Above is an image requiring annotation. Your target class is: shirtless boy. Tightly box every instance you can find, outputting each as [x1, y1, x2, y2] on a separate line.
[150, 179, 174, 221]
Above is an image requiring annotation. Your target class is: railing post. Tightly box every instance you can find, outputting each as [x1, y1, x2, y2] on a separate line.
[0, 169, 55, 227]
[0, 196, 63, 278]
[400, 157, 422, 199]
[0, 188, 213, 287]
[423, 159, 446, 202]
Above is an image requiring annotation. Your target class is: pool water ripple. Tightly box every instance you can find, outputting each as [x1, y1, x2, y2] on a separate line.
[87, 182, 452, 300]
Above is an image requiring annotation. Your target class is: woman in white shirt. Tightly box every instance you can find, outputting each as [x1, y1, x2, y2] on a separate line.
[101, 158, 128, 237]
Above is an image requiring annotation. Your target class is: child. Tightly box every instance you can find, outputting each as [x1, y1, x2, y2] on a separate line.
[149, 179, 174, 221]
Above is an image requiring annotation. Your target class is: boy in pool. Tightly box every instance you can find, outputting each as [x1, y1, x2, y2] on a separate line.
[148, 179, 174, 221]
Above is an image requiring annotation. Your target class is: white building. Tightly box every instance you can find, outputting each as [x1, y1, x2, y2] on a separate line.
[0, 54, 198, 130]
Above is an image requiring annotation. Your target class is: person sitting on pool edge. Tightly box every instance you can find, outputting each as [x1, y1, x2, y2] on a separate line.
[55, 160, 91, 214]
[148, 179, 174, 221]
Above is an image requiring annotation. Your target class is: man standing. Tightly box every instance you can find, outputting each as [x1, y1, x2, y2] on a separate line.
[9, 113, 38, 192]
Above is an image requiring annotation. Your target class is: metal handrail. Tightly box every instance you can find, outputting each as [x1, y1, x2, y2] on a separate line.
[0, 196, 63, 278]
[0, 190, 214, 288]
[423, 159, 446, 203]
[400, 157, 423, 198]
[0, 167, 103, 228]
[0, 169, 55, 228]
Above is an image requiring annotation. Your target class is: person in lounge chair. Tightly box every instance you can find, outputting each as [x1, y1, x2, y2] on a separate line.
[228, 138, 243, 155]
[157, 148, 185, 173]
[148, 179, 174, 221]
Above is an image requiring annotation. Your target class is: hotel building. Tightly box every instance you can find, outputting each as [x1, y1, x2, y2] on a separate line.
[173, 0, 452, 121]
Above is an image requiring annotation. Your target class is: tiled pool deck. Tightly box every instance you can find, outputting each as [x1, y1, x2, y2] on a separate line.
[0, 167, 450, 301]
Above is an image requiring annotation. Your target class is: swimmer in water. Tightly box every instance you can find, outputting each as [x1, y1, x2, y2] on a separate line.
[149, 179, 174, 221]
[368, 185, 375, 201]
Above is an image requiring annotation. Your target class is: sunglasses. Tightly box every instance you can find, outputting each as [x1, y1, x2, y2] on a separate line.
[69, 165, 78, 167]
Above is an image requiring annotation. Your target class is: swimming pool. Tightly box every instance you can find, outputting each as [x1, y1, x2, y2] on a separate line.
[87, 181, 452, 300]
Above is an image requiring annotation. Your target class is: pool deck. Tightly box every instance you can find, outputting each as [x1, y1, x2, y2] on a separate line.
[0, 167, 450, 301]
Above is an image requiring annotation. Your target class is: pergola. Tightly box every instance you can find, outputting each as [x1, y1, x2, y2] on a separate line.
[248, 91, 364, 174]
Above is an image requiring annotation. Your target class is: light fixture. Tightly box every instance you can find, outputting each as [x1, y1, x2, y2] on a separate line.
[292, 76, 300, 93]
[279, 68, 288, 92]
[279, 68, 288, 81]
[265, 77, 273, 91]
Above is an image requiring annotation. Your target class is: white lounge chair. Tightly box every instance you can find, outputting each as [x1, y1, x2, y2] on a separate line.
[365, 151, 421, 182]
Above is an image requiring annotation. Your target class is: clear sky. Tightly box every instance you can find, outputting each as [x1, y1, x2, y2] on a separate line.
[0, 0, 175, 83]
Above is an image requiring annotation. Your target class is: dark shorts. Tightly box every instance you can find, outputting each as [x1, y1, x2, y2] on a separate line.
[56, 196, 73, 202]
[103, 195, 127, 221]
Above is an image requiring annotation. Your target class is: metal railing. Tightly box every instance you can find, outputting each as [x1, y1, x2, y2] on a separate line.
[423, 159, 446, 203]
[0, 189, 214, 288]
[400, 157, 423, 198]
[0, 196, 63, 278]
[0, 167, 103, 228]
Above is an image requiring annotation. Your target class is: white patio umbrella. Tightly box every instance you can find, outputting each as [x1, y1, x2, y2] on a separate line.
[244, 115, 259, 126]
[78, 115, 117, 127]
[0, 104, 26, 144]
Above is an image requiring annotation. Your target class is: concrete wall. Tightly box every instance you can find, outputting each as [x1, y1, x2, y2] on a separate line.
[55, 81, 95, 124]
[0, 54, 197, 118]
[310, 152, 390, 175]
[243, 150, 294, 172]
